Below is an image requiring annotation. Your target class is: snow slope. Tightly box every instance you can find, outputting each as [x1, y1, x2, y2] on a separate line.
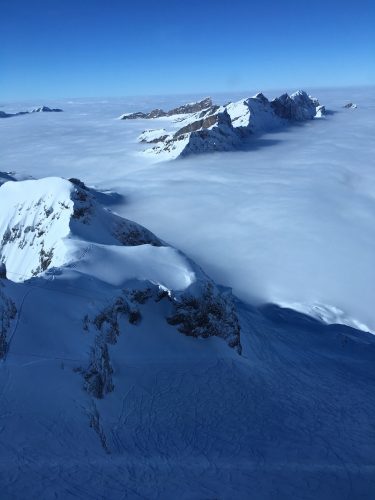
[2, 265, 375, 497]
[0, 175, 374, 499]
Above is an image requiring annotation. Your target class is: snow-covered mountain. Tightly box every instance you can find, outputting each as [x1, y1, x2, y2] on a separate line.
[0, 177, 241, 352]
[0, 175, 374, 498]
[121, 90, 325, 160]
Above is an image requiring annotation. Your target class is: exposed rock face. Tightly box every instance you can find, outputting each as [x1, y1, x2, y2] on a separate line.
[343, 102, 357, 109]
[168, 282, 242, 354]
[173, 109, 222, 137]
[148, 108, 240, 158]
[82, 337, 114, 399]
[167, 97, 213, 116]
[120, 97, 213, 120]
[135, 90, 324, 160]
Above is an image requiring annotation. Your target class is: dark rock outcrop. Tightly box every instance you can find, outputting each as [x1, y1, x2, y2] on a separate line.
[168, 282, 242, 354]
[174, 109, 221, 137]
[0, 263, 6, 279]
[82, 337, 114, 398]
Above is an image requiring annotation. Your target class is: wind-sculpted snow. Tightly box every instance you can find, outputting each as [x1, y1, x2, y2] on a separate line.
[122, 90, 324, 160]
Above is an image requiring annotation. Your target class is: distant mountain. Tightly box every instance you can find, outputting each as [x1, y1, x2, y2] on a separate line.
[0, 110, 29, 118]
[343, 102, 357, 109]
[121, 91, 326, 160]
[0, 106, 63, 118]
[31, 106, 63, 113]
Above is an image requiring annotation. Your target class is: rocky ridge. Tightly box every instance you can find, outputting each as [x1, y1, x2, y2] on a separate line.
[120, 97, 213, 120]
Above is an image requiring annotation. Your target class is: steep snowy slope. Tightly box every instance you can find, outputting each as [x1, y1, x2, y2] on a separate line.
[122, 90, 324, 160]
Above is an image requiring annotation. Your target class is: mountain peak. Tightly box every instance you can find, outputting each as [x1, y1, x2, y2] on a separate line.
[129, 90, 324, 160]
[0, 176, 242, 354]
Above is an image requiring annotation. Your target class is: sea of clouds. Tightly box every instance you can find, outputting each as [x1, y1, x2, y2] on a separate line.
[1, 86, 374, 329]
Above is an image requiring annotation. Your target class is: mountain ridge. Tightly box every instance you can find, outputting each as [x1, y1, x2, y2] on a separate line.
[120, 90, 326, 160]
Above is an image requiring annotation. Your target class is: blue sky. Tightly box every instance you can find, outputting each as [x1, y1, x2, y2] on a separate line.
[1, 0, 374, 100]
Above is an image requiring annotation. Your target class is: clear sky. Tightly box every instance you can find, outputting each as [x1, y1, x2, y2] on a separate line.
[1, 0, 374, 100]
